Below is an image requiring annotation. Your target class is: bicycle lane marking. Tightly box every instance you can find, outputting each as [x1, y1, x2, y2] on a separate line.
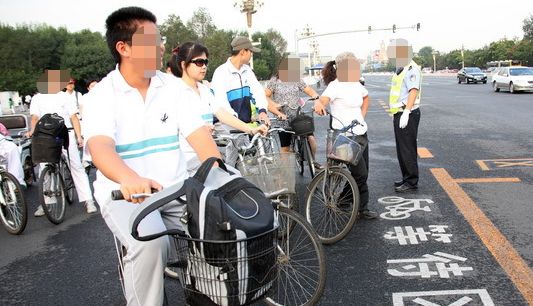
[430, 168, 533, 304]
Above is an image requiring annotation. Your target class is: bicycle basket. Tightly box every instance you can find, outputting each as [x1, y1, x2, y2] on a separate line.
[289, 111, 314, 136]
[237, 152, 296, 195]
[326, 130, 365, 166]
[170, 230, 277, 305]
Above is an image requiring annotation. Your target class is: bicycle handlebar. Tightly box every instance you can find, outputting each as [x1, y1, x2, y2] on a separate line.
[213, 127, 293, 152]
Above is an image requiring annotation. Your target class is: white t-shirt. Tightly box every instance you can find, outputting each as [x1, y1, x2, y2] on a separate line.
[175, 78, 223, 172]
[29, 92, 77, 128]
[321, 79, 369, 135]
[83, 68, 205, 206]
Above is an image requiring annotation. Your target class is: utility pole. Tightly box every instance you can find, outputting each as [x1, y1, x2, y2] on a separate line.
[234, 0, 263, 69]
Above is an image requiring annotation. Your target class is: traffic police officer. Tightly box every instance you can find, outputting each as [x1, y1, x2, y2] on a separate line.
[387, 38, 422, 192]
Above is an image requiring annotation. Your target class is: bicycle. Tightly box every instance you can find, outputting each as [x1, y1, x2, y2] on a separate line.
[0, 161, 27, 235]
[38, 152, 71, 224]
[216, 128, 327, 306]
[304, 113, 366, 244]
[279, 98, 318, 178]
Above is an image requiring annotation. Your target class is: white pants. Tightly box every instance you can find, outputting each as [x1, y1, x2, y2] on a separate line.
[0, 139, 25, 186]
[101, 197, 185, 306]
[64, 132, 94, 203]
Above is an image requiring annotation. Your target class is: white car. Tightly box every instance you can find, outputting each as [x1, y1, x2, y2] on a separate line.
[492, 66, 533, 93]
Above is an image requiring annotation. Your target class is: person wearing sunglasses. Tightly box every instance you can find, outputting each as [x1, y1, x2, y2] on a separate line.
[168, 42, 267, 173]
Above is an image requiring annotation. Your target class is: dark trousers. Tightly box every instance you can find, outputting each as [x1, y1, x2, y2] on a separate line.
[346, 134, 369, 211]
[393, 108, 421, 186]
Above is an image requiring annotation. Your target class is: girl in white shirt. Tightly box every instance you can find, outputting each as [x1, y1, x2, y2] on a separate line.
[314, 52, 377, 219]
[169, 42, 267, 173]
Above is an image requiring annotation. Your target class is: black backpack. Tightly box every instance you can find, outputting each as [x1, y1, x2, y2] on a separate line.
[131, 158, 277, 306]
[31, 113, 69, 163]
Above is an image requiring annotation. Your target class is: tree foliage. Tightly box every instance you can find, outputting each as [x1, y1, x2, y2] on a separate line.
[523, 14, 533, 40]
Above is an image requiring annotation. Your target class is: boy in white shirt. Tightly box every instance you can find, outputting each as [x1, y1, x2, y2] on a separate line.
[83, 7, 220, 305]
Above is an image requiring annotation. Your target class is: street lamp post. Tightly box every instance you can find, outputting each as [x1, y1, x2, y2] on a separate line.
[234, 0, 263, 69]
[432, 50, 438, 73]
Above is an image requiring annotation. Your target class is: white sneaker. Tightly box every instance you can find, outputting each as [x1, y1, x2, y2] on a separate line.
[85, 201, 98, 214]
[34, 205, 45, 217]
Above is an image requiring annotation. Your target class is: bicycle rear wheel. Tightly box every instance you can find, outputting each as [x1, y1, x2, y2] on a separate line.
[264, 206, 326, 306]
[0, 171, 27, 235]
[305, 167, 359, 244]
[38, 165, 67, 224]
[60, 156, 75, 204]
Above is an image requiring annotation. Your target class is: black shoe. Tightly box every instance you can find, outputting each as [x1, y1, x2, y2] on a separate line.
[359, 209, 378, 219]
[394, 180, 404, 187]
[394, 182, 418, 193]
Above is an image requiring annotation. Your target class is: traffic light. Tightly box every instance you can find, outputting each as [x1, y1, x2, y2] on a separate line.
[416, 23, 420, 31]
[392, 24, 396, 33]
[368, 26, 371, 34]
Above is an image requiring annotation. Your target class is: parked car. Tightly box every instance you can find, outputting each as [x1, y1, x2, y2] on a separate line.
[492, 66, 533, 93]
[457, 67, 487, 84]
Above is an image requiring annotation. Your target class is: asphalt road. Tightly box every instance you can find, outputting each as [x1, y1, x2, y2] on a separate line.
[1, 75, 532, 306]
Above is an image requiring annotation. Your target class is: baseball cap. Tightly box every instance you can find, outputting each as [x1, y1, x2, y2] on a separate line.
[231, 36, 261, 53]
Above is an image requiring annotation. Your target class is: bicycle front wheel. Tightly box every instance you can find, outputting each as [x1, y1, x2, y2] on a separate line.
[0, 171, 27, 235]
[264, 206, 326, 306]
[294, 137, 305, 176]
[39, 165, 67, 224]
[305, 167, 359, 244]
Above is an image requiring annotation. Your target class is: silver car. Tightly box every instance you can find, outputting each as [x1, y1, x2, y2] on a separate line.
[492, 67, 533, 93]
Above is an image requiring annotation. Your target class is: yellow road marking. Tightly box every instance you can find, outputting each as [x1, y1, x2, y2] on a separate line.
[454, 177, 521, 184]
[431, 168, 533, 304]
[417, 147, 434, 158]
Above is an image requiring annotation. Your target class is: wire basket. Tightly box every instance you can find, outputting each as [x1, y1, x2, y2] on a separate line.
[169, 229, 278, 306]
[326, 130, 365, 166]
[289, 111, 314, 136]
[237, 153, 296, 195]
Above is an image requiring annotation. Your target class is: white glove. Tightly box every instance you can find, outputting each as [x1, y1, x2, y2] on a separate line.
[399, 109, 410, 129]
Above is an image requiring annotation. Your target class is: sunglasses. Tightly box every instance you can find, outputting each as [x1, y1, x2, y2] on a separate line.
[190, 58, 209, 67]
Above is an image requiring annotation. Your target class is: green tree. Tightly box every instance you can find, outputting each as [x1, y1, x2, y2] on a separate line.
[414, 46, 433, 69]
[522, 14, 533, 40]
[0, 24, 69, 95]
[61, 29, 114, 85]
[252, 31, 287, 79]
[203, 29, 235, 81]
[186, 8, 216, 43]
[160, 14, 198, 66]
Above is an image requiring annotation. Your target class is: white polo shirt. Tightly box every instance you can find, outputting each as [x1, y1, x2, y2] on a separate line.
[173, 78, 223, 172]
[29, 92, 76, 128]
[321, 79, 369, 135]
[83, 67, 205, 206]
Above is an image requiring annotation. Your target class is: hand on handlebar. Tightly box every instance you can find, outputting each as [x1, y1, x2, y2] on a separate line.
[119, 175, 162, 204]
[258, 112, 271, 126]
[250, 124, 268, 136]
[276, 112, 287, 121]
[313, 100, 327, 116]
